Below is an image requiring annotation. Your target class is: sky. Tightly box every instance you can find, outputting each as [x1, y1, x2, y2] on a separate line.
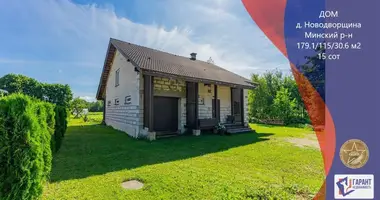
[0, 0, 289, 102]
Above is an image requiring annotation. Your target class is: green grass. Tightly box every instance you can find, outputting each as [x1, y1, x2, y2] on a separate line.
[249, 124, 314, 138]
[69, 112, 103, 124]
[43, 114, 324, 200]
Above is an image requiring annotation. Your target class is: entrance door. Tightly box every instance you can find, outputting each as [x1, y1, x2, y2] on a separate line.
[153, 96, 178, 132]
[231, 88, 242, 123]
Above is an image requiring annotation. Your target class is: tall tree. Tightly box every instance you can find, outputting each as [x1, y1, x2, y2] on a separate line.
[299, 46, 325, 101]
[0, 74, 73, 107]
[88, 100, 104, 112]
[272, 87, 297, 123]
[247, 69, 310, 124]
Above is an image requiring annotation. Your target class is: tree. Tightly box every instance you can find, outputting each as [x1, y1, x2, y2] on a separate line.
[0, 89, 8, 97]
[88, 100, 104, 112]
[247, 69, 310, 124]
[294, 46, 326, 125]
[70, 97, 88, 118]
[0, 74, 73, 107]
[299, 45, 325, 101]
[272, 87, 297, 123]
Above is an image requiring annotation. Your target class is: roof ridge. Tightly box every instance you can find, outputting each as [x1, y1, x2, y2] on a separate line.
[108, 37, 256, 84]
[110, 38, 236, 73]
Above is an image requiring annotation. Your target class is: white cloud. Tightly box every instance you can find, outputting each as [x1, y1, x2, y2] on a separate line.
[1, 0, 289, 99]
[79, 96, 97, 102]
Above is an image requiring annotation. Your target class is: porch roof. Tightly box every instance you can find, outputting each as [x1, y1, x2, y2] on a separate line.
[96, 38, 258, 100]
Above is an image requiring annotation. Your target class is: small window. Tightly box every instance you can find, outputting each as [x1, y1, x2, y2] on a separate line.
[125, 95, 132, 105]
[115, 68, 120, 87]
[107, 100, 111, 106]
[114, 98, 119, 105]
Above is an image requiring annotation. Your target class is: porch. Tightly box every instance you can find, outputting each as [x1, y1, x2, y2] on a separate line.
[141, 74, 251, 139]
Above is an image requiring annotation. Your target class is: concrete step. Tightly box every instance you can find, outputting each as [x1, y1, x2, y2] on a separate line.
[226, 127, 253, 134]
[224, 123, 245, 128]
[156, 131, 179, 139]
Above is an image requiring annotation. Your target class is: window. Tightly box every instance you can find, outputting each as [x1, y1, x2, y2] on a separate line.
[125, 95, 131, 105]
[107, 100, 111, 106]
[115, 68, 120, 87]
[114, 98, 119, 105]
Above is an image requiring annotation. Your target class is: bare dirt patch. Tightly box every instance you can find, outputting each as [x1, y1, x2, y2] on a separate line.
[285, 134, 320, 149]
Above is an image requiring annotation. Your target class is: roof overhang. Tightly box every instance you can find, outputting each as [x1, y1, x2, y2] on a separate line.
[96, 42, 113, 100]
[142, 69, 257, 90]
[96, 39, 258, 100]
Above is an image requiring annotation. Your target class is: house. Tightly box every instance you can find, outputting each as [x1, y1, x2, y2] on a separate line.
[96, 38, 257, 140]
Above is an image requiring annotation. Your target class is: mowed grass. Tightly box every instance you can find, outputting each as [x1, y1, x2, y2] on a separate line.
[43, 113, 324, 200]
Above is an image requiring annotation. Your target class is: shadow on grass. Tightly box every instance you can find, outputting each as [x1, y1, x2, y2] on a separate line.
[50, 124, 273, 182]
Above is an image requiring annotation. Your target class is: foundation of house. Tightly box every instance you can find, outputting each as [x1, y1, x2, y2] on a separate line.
[192, 129, 201, 136]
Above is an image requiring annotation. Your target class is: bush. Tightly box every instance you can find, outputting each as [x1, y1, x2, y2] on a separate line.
[284, 116, 311, 126]
[0, 94, 52, 200]
[53, 106, 68, 152]
[43, 102, 56, 154]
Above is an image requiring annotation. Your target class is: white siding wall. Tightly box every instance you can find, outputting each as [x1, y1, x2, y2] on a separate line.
[218, 86, 231, 123]
[198, 83, 214, 119]
[179, 97, 187, 132]
[197, 84, 248, 124]
[105, 50, 140, 137]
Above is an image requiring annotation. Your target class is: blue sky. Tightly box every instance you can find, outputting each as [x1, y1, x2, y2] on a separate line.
[0, 0, 288, 102]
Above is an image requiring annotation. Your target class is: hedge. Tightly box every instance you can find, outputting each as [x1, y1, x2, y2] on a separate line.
[43, 102, 56, 154]
[53, 106, 68, 152]
[0, 94, 68, 199]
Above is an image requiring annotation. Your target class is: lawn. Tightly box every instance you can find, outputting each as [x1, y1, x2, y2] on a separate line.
[43, 113, 324, 200]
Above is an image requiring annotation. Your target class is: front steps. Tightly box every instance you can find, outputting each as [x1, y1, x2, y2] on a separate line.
[225, 123, 255, 134]
[226, 127, 254, 134]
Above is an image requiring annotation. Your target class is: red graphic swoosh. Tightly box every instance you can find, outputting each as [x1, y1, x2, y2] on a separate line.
[242, 0, 336, 199]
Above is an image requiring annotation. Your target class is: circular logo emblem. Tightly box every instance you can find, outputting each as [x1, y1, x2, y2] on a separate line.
[339, 139, 369, 169]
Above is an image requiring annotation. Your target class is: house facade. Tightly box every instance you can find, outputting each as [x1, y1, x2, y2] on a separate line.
[96, 38, 257, 140]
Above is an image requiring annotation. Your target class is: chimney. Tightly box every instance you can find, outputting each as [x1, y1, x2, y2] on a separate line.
[190, 53, 197, 60]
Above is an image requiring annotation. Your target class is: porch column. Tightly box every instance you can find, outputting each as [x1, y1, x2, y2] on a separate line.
[144, 75, 154, 132]
[230, 87, 234, 116]
[214, 84, 219, 122]
[194, 82, 199, 130]
[240, 88, 244, 125]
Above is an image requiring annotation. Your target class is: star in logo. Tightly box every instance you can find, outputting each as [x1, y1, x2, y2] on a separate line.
[343, 142, 366, 164]
[339, 139, 369, 169]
